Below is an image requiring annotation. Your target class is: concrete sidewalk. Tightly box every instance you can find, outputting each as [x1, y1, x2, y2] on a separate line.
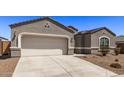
[13, 55, 117, 77]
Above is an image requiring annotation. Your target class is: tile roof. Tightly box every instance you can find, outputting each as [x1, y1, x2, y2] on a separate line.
[77, 27, 116, 36]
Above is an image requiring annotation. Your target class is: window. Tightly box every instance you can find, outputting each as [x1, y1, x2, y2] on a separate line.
[100, 37, 109, 48]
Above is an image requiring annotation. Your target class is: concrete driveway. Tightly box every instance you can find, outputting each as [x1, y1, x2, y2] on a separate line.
[13, 55, 117, 77]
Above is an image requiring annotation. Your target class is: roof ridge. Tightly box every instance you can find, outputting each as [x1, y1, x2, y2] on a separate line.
[88, 26, 106, 31]
[80, 27, 106, 32]
[9, 16, 47, 27]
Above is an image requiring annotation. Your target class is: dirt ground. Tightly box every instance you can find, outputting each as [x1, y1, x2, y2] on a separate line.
[76, 54, 124, 75]
[0, 57, 20, 77]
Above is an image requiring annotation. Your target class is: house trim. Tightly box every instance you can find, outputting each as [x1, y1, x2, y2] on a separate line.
[98, 36, 111, 48]
[75, 47, 98, 49]
[75, 46, 115, 49]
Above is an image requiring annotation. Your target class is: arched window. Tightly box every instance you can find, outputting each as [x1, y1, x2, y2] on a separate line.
[100, 37, 109, 48]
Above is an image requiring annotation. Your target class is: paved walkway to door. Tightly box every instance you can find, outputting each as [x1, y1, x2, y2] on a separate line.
[13, 55, 117, 77]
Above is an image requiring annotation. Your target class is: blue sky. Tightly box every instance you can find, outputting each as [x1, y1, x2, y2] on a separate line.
[0, 16, 124, 39]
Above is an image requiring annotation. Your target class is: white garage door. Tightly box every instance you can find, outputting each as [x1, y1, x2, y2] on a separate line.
[21, 35, 68, 56]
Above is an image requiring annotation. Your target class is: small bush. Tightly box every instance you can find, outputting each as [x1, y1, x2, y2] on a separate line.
[83, 56, 87, 58]
[115, 59, 119, 62]
[110, 63, 121, 69]
[99, 48, 109, 56]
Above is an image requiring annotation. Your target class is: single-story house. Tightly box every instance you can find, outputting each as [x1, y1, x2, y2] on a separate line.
[9, 17, 118, 57]
[0, 37, 10, 56]
[74, 27, 116, 54]
[9, 17, 76, 57]
[116, 35, 124, 54]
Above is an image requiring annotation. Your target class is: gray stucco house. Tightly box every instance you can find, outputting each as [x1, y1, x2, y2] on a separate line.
[9, 17, 117, 57]
[9, 17, 76, 57]
[74, 27, 116, 54]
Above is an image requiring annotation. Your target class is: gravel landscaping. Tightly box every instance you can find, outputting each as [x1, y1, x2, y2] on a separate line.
[0, 57, 19, 77]
[76, 54, 124, 75]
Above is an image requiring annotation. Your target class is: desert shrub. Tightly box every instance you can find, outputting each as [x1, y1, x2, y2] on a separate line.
[99, 48, 109, 56]
[83, 56, 87, 58]
[115, 59, 119, 62]
[110, 63, 121, 69]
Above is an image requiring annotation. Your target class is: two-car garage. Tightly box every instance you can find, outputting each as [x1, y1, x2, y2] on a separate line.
[21, 34, 68, 57]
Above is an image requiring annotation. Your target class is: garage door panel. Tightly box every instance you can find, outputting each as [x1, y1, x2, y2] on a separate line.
[21, 35, 68, 56]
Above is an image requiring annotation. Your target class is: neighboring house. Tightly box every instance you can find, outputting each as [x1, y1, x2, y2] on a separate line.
[0, 37, 10, 56]
[9, 17, 76, 57]
[74, 27, 116, 54]
[116, 35, 124, 54]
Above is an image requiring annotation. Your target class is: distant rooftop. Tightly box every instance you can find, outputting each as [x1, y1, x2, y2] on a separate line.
[0, 36, 8, 40]
[116, 35, 124, 42]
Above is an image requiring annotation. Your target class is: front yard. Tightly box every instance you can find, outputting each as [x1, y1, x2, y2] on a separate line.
[0, 57, 19, 77]
[0, 54, 124, 76]
[77, 54, 124, 75]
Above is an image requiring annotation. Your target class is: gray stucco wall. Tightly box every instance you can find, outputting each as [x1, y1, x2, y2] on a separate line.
[91, 29, 116, 48]
[11, 20, 74, 56]
[75, 29, 116, 54]
[91, 29, 116, 54]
